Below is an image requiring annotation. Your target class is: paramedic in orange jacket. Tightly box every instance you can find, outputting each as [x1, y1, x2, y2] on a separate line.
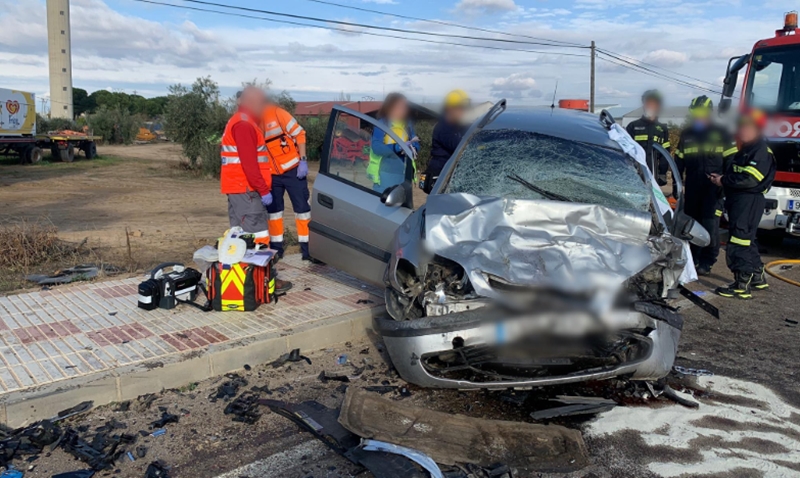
[261, 99, 312, 260]
[220, 87, 291, 292]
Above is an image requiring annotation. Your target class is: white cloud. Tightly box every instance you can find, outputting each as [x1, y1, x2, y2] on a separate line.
[491, 72, 542, 98]
[641, 49, 689, 67]
[454, 0, 518, 14]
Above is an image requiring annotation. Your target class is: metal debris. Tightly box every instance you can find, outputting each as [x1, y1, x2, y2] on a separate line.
[672, 366, 714, 377]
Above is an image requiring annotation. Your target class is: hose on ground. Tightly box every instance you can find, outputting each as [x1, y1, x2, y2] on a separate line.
[765, 260, 800, 287]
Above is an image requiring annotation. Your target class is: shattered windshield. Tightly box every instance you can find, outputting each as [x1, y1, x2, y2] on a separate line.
[445, 129, 651, 213]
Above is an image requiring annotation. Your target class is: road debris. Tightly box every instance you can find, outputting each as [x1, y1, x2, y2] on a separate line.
[0, 468, 23, 478]
[51, 471, 95, 478]
[672, 366, 714, 377]
[358, 439, 444, 478]
[224, 391, 262, 424]
[150, 429, 166, 438]
[338, 388, 588, 472]
[25, 264, 120, 285]
[530, 396, 617, 420]
[269, 348, 311, 368]
[144, 461, 169, 478]
[318, 370, 350, 383]
[209, 373, 247, 402]
[149, 410, 179, 429]
[662, 385, 700, 408]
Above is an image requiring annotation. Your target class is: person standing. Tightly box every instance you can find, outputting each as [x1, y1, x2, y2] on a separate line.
[367, 93, 420, 193]
[627, 90, 671, 184]
[220, 87, 291, 292]
[711, 110, 776, 299]
[422, 89, 470, 194]
[674, 96, 737, 276]
[261, 98, 312, 260]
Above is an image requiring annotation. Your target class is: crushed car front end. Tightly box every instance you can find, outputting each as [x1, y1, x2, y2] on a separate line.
[376, 106, 698, 390]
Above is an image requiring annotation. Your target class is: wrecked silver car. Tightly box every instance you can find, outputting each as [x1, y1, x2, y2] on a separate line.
[310, 101, 708, 390]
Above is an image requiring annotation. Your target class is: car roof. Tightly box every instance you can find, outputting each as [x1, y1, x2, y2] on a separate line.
[482, 106, 623, 151]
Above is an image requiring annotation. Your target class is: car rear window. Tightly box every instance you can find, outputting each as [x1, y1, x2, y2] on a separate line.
[444, 129, 651, 213]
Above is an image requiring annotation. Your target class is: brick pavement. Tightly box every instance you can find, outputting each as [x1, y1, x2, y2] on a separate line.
[0, 255, 383, 395]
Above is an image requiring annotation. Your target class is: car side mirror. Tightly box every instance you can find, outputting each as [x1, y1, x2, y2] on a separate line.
[381, 183, 408, 208]
[673, 211, 711, 247]
[719, 98, 732, 113]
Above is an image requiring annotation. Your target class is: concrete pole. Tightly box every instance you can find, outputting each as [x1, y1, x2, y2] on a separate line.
[47, 0, 74, 119]
[590, 41, 596, 114]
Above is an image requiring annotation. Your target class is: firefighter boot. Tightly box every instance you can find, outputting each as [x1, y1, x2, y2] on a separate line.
[750, 266, 769, 290]
[715, 272, 753, 300]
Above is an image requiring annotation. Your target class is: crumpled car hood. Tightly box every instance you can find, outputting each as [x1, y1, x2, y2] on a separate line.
[424, 193, 655, 297]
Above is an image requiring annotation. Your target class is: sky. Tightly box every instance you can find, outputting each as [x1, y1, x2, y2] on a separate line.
[0, 0, 792, 114]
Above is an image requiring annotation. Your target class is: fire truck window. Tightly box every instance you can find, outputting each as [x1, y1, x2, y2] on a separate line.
[750, 62, 783, 108]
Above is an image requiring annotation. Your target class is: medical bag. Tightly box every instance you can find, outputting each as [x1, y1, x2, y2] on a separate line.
[205, 262, 274, 312]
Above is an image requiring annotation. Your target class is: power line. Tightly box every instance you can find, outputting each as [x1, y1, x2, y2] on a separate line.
[132, 0, 590, 58]
[597, 48, 720, 89]
[597, 53, 724, 96]
[171, 0, 587, 49]
[301, 0, 585, 48]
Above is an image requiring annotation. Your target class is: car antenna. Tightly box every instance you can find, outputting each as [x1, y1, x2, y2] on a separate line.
[550, 80, 559, 112]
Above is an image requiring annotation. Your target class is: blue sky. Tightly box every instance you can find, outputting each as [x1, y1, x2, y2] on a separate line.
[0, 0, 794, 113]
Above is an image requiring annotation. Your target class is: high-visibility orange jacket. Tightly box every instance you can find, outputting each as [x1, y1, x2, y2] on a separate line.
[261, 105, 306, 174]
[220, 110, 272, 195]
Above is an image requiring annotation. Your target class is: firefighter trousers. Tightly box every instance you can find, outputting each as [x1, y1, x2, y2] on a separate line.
[684, 186, 722, 268]
[725, 192, 765, 276]
[266, 170, 311, 258]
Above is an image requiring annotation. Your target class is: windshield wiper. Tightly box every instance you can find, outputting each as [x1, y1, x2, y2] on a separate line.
[506, 174, 572, 202]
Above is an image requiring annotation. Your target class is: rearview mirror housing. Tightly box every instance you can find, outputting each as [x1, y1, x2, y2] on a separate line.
[719, 98, 732, 113]
[673, 211, 711, 247]
[381, 183, 408, 208]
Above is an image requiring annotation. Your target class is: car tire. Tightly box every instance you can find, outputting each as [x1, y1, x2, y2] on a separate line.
[59, 144, 75, 162]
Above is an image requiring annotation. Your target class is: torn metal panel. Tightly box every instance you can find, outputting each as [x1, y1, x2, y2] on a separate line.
[338, 388, 589, 472]
[423, 193, 655, 297]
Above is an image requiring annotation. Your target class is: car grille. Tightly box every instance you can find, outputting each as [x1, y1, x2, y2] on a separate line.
[790, 189, 800, 198]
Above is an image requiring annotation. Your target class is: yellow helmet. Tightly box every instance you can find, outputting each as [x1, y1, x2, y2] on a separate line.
[444, 89, 471, 108]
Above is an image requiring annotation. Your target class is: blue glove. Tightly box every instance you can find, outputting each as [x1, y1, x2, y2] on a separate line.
[297, 158, 308, 179]
[261, 193, 273, 207]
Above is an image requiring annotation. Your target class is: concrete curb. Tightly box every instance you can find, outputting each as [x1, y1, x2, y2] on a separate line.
[1, 306, 383, 428]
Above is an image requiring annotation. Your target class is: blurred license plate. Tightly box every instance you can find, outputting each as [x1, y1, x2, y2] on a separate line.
[790, 200, 800, 211]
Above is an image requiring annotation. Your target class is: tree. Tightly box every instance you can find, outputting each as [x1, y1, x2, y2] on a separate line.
[72, 88, 94, 117]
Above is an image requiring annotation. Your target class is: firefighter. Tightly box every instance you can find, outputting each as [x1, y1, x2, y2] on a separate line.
[626, 90, 671, 184]
[220, 86, 291, 293]
[674, 96, 737, 276]
[710, 110, 776, 299]
[422, 89, 470, 194]
[261, 97, 312, 260]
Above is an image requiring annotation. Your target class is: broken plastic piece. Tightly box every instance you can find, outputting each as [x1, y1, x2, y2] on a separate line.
[318, 371, 350, 383]
[530, 397, 616, 420]
[224, 392, 262, 424]
[150, 429, 166, 437]
[126, 451, 135, 462]
[209, 374, 248, 402]
[51, 471, 95, 478]
[360, 439, 444, 478]
[662, 384, 700, 408]
[0, 469, 23, 478]
[136, 446, 147, 459]
[150, 411, 178, 429]
[270, 349, 312, 368]
[54, 401, 93, 421]
[144, 461, 169, 478]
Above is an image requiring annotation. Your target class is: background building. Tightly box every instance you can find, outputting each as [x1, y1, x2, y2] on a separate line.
[47, 0, 73, 119]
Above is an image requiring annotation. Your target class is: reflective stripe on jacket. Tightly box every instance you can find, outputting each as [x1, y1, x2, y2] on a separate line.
[220, 112, 271, 194]
[261, 105, 305, 174]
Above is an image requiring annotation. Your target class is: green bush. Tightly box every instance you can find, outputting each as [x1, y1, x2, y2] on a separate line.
[414, 120, 435, 172]
[298, 115, 329, 161]
[165, 77, 232, 176]
[86, 107, 142, 145]
[36, 114, 79, 134]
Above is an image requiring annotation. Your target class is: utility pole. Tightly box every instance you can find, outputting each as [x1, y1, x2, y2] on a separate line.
[590, 41, 596, 114]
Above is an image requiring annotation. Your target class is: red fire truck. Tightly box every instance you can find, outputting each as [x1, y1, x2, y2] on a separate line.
[720, 11, 800, 237]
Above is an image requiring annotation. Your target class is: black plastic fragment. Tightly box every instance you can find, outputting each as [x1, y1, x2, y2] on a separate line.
[145, 461, 170, 478]
[51, 471, 95, 478]
[270, 348, 312, 368]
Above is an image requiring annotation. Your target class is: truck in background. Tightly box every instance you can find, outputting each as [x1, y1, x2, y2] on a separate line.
[0, 87, 100, 163]
[719, 11, 800, 238]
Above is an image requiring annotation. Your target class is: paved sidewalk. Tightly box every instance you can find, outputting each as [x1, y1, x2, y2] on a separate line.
[0, 255, 382, 399]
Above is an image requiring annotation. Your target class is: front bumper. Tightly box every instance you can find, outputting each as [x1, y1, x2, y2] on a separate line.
[375, 307, 681, 390]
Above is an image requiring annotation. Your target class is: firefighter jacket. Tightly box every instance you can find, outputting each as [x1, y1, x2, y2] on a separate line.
[674, 124, 736, 199]
[723, 140, 777, 196]
[626, 116, 671, 172]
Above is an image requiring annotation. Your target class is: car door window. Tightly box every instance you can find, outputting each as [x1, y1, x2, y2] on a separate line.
[324, 110, 411, 195]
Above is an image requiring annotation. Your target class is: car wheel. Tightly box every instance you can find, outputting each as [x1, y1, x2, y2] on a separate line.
[59, 144, 75, 162]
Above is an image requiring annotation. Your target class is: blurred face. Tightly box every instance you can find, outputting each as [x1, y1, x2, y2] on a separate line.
[738, 122, 759, 144]
[445, 105, 466, 123]
[643, 99, 660, 118]
[239, 87, 266, 114]
[388, 98, 409, 121]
